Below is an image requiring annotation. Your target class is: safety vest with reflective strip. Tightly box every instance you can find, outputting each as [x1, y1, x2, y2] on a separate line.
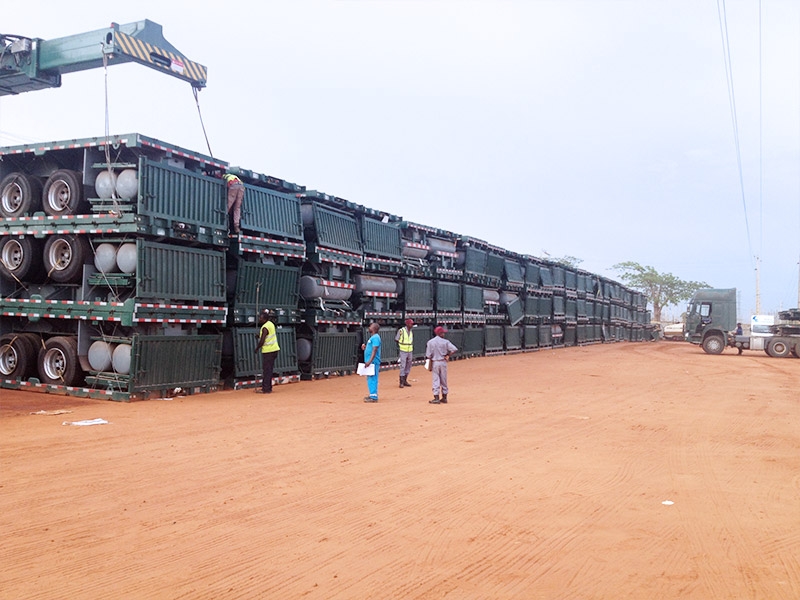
[223, 173, 243, 187]
[397, 327, 413, 352]
[260, 321, 280, 353]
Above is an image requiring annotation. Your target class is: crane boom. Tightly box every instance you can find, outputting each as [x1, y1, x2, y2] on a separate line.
[0, 19, 207, 96]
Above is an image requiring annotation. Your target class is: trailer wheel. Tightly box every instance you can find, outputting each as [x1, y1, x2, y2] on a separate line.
[702, 335, 725, 355]
[42, 169, 84, 216]
[38, 336, 83, 386]
[43, 234, 90, 283]
[766, 338, 791, 358]
[0, 172, 42, 218]
[0, 236, 44, 282]
[0, 333, 38, 379]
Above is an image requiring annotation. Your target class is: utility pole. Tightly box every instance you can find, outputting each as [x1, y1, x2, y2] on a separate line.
[755, 256, 761, 314]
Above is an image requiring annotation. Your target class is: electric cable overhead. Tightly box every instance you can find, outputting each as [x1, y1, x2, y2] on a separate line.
[716, 0, 755, 269]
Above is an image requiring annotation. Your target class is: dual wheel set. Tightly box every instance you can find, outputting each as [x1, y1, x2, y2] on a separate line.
[0, 334, 83, 386]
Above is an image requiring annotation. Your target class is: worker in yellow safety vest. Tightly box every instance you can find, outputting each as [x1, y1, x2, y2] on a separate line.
[255, 309, 280, 393]
[395, 318, 415, 388]
[222, 172, 244, 234]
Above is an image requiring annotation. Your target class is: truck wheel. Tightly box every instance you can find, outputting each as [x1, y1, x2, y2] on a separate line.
[38, 336, 83, 386]
[0, 172, 42, 218]
[0, 236, 44, 282]
[42, 169, 84, 216]
[702, 335, 725, 355]
[0, 333, 38, 379]
[43, 234, 90, 283]
[766, 338, 791, 358]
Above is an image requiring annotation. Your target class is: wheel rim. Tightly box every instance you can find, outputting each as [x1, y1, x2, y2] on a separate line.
[707, 338, 722, 353]
[1, 182, 22, 213]
[47, 239, 72, 272]
[773, 342, 788, 355]
[1, 239, 23, 271]
[46, 178, 72, 212]
[41, 347, 67, 380]
[0, 343, 19, 376]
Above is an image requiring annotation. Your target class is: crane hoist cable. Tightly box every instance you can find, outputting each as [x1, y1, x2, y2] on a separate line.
[193, 86, 214, 159]
[716, 0, 755, 269]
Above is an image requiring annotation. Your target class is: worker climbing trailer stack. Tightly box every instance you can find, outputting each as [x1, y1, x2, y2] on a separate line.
[221, 168, 305, 389]
[0, 134, 228, 399]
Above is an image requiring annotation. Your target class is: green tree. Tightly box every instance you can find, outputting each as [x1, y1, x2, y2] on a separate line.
[611, 261, 708, 323]
[551, 255, 583, 268]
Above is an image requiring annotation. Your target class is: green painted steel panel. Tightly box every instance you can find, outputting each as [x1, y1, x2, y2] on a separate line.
[504, 259, 524, 285]
[462, 328, 484, 356]
[539, 267, 553, 287]
[577, 324, 587, 344]
[524, 325, 539, 348]
[462, 285, 483, 312]
[577, 298, 587, 318]
[129, 334, 221, 392]
[242, 186, 303, 241]
[445, 329, 464, 353]
[524, 296, 538, 317]
[486, 253, 505, 278]
[565, 269, 577, 291]
[435, 281, 461, 311]
[412, 325, 432, 359]
[504, 325, 522, 349]
[230, 260, 300, 322]
[539, 324, 552, 346]
[552, 265, 565, 287]
[310, 204, 362, 255]
[552, 295, 565, 316]
[231, 326, 298, 377]
[564, 325, 577, 346]
[485, 326, 504, 351]
[525, 263, 540, 286]
[506, 297, 524, 326]
[463, 247, 487, 276]
[311, 332, 359, 374]
[137, 240, 225, 302]
[139, 157, 226, 230]
[362, 217, 402, 259]
[404, 279, 434, 311]
[566, 298, 577, 319]
[539, 296, 553, 318]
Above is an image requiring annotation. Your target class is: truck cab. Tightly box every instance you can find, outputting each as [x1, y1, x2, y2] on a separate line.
[685, 288, 737, 354]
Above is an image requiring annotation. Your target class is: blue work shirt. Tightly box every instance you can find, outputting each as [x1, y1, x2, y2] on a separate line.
[364, 333, 381, 364]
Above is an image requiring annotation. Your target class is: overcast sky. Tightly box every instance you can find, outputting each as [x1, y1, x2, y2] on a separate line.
[2, 0, 799, 319]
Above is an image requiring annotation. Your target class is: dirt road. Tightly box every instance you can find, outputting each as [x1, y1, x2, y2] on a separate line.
[1, 342, 798, 599]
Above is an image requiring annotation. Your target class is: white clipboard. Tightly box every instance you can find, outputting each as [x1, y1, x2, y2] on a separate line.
[357, 362, 375, 376]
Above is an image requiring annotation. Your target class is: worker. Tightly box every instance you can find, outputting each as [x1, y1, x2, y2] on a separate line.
[395, 318, 415, 388]
[361, 322, 381, 402]
[222, 172, 244, 233]
[255, 309, 280, 393]
[425, 326, 457, 404]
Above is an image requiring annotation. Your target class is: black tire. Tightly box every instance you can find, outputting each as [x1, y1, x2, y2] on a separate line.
[0, 172, 43, 218]
[37, 336, 83, 386]
[766, 338, 791, 358]
[43, 234, 90, 283]
[0, 236, 44, 282]
[0, 333, 38, 379]
[702, 335, 725, 355]
[42, 169, 85, 216]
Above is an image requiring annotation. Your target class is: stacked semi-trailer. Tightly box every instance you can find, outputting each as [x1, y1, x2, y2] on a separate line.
[0, 131, 652, 400]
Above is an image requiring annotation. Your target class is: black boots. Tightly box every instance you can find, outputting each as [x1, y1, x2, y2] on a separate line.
[429, 396, 440, 404]
[441, 393, 447, 404]
[399, 375, 412, 388]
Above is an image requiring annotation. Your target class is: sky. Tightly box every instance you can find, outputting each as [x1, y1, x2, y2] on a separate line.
[2, 0, 799, 320]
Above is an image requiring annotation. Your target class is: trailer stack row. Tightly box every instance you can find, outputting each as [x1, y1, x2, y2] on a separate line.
[0, 133, 651, 400]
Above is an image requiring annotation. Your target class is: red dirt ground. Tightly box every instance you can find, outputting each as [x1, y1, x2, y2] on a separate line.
[1, 342, 798, 599]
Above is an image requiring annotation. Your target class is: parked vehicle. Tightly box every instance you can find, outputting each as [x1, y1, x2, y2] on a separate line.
[685, 288, 800, 357]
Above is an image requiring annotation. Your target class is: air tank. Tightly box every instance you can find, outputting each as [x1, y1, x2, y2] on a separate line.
[297, 338, 313, 362]
[116, 168, 138, 200]
[483, 289, 501, 304]
[401, 243, 428, 259]
[299, 276, 352, 301]
[87, 340, 115, 372]
[112, 343, 132, 375]
[300, 204, 316, 227]
[94, 170, 117, 199]
[427, 237, 456, 256]
[93, 243, 119, 273]
[116, 243, 137, 273]
[353, 274, 402, 295]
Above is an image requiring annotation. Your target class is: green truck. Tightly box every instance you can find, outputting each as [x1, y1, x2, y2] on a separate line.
[685, 288, 800, 357]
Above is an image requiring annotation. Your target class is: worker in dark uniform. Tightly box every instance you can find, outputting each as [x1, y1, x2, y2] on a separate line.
[222, 172, 244, 233]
